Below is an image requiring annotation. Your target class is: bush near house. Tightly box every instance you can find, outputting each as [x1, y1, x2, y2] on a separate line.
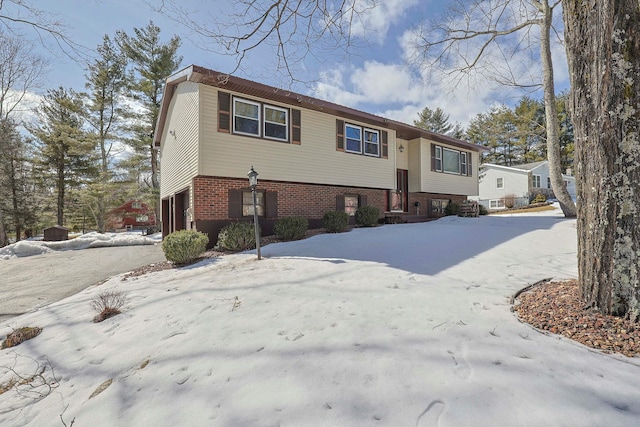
[444, 200, 460, 216]
[216, 221, 257, 252]
[479, 204, 489, 215]
[355, 205, 380, 227]
[274, 216, 308, 241]
[531, 193, 547, 204]
[502, 193, 517, 208]
[162, 230, 209, 264]
[323, 211, 350, 233]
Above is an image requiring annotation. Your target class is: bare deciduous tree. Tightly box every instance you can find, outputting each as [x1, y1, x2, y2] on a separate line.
[563, 1, 640, 320]
[0, 0, 88, 60]
[150, 0, 374, 81]
[408, 0, 575, 217]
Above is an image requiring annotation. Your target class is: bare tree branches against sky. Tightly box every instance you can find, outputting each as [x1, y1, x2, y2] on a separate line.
[5, 0, 571, 128]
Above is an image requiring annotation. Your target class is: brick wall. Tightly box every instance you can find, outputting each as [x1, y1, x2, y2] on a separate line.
[192, 176, 387, 221]
[408, 192, 467, 216]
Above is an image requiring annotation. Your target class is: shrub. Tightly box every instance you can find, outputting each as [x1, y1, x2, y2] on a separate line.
[217, 221, 257, 252]
[531, 193, 547, 204]
[162, 230, 209, 264]
[91, 290, 129, 323]
[274, 216, 308, 241]
[322, 210, 350, 233]
[355, 205, 380, 227]
[444, 200, 460, 216]
[479, 204, 489, 215]
[2, 327, 42, 349]
[503, 193, 517, 209]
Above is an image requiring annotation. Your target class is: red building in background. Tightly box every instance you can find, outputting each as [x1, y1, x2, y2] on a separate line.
[108, 200, 156, 231]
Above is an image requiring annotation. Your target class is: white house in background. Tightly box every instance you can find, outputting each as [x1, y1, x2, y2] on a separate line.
[473, 160, 576, 210]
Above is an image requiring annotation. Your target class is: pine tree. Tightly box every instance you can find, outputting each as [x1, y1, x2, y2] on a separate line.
[116, 21, 182, 228]
[413, 107, 454, 135]
[30, 88, 96, 226]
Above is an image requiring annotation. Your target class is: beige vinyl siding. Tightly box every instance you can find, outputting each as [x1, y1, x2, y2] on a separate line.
[160, 81, 200, 200]
[415, 139, 479, 196]
[396, 138, 409, 170]
[407, 138, 422, 193]
[198, 85, 395, 189]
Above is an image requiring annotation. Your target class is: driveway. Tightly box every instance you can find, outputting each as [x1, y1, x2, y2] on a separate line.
[0, 244, 165, 324]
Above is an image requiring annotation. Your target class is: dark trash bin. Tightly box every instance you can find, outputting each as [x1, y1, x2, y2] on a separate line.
[44, 225, 69, 241]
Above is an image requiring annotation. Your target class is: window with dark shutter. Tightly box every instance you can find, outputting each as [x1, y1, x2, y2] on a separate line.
[336, 120, 345, 151]
[228, 189, 242, 218]
[266, 192, 278, 218]
[381, 131, 388, 159]
[431, 144, 436, 171]
[218, 91, 231, 133]
[359, 195, 368, 207]
[291, 109, 301, 145]
[336, 194, 345, 211]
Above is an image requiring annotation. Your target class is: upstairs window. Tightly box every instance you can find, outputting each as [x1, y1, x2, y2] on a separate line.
[497, 177, 504, 189]
[264, 105, 288, 141]
[364, 129, 380, 156]
[460, 152, 467, 175]
[435, 146, 443, 171]
[443, 148, 461, 174]
[345, 124, 362, 153]
[233, 98, 260, 136]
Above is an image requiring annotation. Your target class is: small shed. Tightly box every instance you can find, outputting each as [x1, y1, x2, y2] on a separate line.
[44, 225, 69, 241]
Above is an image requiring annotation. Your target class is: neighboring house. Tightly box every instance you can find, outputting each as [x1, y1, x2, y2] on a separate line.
[108, 200, 156, 231]
[155, 65, 488, 246]
[474, 161, 576, 210]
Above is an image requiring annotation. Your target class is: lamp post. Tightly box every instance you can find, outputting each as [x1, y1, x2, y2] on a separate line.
[247, 166, 262, 260]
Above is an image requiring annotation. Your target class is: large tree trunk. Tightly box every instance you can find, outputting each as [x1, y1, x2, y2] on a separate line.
[540, 1, 576, 218]
[563, 0, 640, 320]
[0, 210, 8, 247]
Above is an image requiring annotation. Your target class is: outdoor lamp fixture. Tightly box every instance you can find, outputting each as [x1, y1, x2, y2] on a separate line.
[398, 143, 405, 153]
[247, 166, 262, 260]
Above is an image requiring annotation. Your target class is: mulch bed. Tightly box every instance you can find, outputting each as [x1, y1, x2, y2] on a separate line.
[513, 280, 640, 357]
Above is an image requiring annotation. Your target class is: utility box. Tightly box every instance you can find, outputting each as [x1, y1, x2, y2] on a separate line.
[43, 225, 69, 241]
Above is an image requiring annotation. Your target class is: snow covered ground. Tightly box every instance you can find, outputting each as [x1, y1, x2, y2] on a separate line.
[1, 206, 640, 426]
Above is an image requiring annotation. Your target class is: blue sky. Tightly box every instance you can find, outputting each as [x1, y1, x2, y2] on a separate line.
[9, 0, 569, 127]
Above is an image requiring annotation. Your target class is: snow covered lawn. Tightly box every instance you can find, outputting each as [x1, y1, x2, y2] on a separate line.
[1, 206, 639, 426]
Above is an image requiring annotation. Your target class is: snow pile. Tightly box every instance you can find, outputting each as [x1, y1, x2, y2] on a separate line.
[0, 232, 159, 260]
[1, 206, 640, 426]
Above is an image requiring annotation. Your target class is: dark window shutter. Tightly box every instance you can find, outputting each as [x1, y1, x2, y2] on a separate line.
[359, 195, 368, 207]
[218, 91, 231, 133]
[228, 189, 242, 218]
[467, 153, 473, 176]
[266, 191, 278, 218]
[291, 109, 301, 145]
[336, 194, 345, 211]
[381, 131, 388, 159]
[431, 144, 436, 171]
[336, 120, 345, 152]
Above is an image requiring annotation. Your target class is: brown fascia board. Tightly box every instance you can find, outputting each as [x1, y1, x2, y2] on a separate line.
[154, 64, 488, 153]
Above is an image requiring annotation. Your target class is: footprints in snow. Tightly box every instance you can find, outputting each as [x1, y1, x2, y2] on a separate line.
[416, 400, 445, 427]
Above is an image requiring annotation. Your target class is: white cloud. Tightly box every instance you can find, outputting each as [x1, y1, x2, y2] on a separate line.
[349, 0, 420, 43]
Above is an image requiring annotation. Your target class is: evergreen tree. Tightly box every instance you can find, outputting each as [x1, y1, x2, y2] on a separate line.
[513, 97, 546, 164]
[83, 35, 129, 232]
[30, 87, 95, 226]
[413, 106, 453, 135]
[0, 119, 38, 242]
[116, 21, 182, 227]
[467, 106, 519, 166]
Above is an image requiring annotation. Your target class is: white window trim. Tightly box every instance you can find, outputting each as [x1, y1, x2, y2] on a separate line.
[460, 152, 467, 175]
[363, 128, 380, 157]
[497, 177, 504, 189]
[442, 147, 461, 174]
[435, 146, 443, 172]
[233, 97, 261, 137]
[345, 123, 363, 154]
[263, 104, 289, 142]
[532, 174, 541, 188]
[490, 199, 506, 209]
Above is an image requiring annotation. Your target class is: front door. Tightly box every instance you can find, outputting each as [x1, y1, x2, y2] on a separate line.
[394, 169, 409, 212]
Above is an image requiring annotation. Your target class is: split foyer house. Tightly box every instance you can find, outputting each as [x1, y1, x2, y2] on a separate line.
[155, 65, 488, 247]
[474, 161, 576, 209]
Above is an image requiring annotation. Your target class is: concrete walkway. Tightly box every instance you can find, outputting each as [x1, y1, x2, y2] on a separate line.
[0, 244, 166, 324]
